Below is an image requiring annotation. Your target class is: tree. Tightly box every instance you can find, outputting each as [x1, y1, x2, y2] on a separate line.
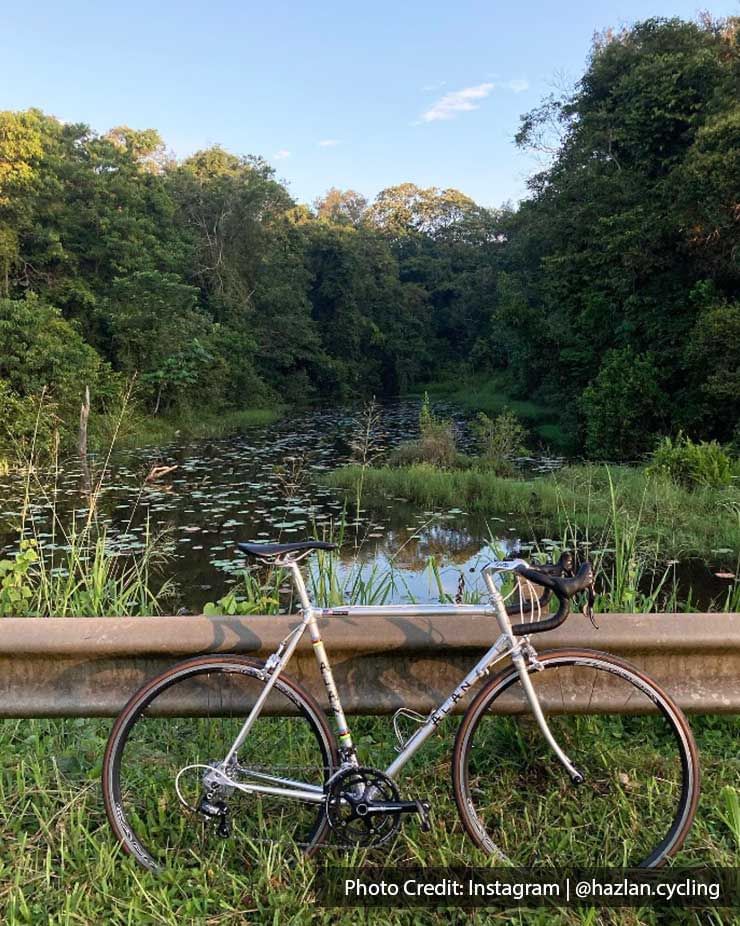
[0, 294, 107, 452]
[368, 183, 482, 240]
[507, 15, 740, 444]
[314, 188, 367, 226]
[580, 349, 667, 460]
[103, 271, 217, 411]
[0, 110, 42, 198]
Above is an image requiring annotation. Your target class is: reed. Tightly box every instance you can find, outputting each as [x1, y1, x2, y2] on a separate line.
[326, 462, 740, 560]
[0, 392, 169, 619]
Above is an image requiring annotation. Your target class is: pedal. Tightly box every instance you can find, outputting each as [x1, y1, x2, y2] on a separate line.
[415, 799, 431, 832]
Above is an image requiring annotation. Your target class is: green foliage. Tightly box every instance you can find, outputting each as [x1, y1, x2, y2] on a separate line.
[0, 14, 737, 456]
[0, 529, 164, 618]
[509, 15, 740, 448]
[0, 379, 56, 460]
[327, 461, 740, 558]
[580, 348, 666, 460]
[647, 433, 734, 488]
[0, 295, 104, 407]
[141, 338, 215, 414]
[472, 409, 528, 475]
[390, 393, 460, 468]
[0, 294, 108, 457]
[203, 574, 281, 616]
[0, 110, 43, 197]
[0, 540, 38, 616]
[684, 288, 740, 421]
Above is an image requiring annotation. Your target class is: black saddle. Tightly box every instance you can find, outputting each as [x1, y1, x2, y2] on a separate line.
[236, 540, 337, 559]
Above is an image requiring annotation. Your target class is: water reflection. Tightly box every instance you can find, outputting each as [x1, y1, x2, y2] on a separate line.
[0, 400, 727, 609]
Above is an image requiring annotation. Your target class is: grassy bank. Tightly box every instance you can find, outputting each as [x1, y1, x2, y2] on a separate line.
[409, 375, 570, 451]
[92, 405, 284, 451]
[326, 463, 740, 560]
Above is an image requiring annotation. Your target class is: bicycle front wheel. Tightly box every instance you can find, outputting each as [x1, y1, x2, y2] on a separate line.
[103, 656, 338, 871]
[453, 648, 699, 868]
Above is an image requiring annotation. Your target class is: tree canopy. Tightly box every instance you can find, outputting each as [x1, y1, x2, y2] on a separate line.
[0, 14, 736, 460]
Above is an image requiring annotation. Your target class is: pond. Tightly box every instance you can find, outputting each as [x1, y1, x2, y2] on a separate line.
[0, 400, 729, 611]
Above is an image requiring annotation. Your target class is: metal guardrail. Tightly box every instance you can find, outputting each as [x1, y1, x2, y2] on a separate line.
[0, 612, 738, 717]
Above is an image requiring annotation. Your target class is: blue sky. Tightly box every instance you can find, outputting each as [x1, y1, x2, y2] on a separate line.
[2, 1, 737, 207]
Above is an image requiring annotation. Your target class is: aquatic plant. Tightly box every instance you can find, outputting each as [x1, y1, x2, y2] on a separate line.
[326, 462, 740, 561]
[389, 393, 461, 469]
[471, 409, 529, 476]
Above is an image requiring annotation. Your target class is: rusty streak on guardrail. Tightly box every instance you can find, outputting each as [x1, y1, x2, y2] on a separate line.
[0, 612, 738, 717]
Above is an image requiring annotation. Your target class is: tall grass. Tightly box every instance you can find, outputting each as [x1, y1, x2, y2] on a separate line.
[0, 391, 169, 619]
[0, 532, 165, 618]
[326, 462, 740, 561]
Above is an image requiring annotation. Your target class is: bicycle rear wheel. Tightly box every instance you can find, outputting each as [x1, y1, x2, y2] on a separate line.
[453, 648, 699, 868]
[103, 656, 338, 871]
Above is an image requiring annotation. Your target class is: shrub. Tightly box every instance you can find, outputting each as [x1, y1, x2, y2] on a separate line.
[0, 540, 38, 617]
[389, 393, 460, 468]
[472, 409, 528, 476]
[647, 433, 734, 488]
[0, 378, 58, 462]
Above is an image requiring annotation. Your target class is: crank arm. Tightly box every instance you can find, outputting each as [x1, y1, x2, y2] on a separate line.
[363, 800, 419, 815]
[362, 798, 431, 829]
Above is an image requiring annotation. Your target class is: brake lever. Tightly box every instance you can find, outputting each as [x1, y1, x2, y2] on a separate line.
[583, 582, 598, 629]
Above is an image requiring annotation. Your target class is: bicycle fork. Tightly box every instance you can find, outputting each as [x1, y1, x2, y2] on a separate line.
[482, 566, 584, 785]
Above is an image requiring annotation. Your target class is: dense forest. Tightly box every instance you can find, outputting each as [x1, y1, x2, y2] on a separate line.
[0, 15, 737, 461]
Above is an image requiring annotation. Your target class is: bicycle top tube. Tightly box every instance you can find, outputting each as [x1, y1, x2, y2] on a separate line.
[317, 602, 497, 618]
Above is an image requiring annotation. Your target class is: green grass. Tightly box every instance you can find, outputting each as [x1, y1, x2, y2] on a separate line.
[1, 466, 737, 922]
[92, 405, 284, 450]
[325, 463, 740, 560]
[0, 714, 736, 924]
[409, 375, 570, 451]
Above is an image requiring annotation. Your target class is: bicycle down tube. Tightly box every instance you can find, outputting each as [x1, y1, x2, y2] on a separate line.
[214, 560, 581, 803]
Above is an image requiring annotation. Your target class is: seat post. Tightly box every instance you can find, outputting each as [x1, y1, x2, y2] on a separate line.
[286, 559, 312, 612]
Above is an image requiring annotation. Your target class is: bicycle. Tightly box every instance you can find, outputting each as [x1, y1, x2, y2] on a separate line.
[103, 540, 700, 871]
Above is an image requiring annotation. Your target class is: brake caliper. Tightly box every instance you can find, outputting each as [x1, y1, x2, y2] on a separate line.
[521, 640, 544, 672]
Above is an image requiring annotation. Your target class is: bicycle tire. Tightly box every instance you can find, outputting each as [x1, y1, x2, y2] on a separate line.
[452, 648, 700, 868]
[103, 655, 339, 871]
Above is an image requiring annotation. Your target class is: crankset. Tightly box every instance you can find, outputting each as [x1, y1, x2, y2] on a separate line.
[325, 766, 431, 848]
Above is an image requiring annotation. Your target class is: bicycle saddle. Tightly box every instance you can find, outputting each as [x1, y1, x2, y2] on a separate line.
[237, 540, 337, 559]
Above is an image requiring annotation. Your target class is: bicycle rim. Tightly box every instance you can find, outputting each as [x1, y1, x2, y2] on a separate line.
[453, 648, 699, 868]
[103, 656, 338, 871]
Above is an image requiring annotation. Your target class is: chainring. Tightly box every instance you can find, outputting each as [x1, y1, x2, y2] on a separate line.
[325, 766, 402, 847]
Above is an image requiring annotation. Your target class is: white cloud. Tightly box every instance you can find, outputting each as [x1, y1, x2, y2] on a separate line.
[507, 79, 529, 93]
[421, 82, 494, 122]
[273, 149, 291, 160]
[318, 139, 340, 147]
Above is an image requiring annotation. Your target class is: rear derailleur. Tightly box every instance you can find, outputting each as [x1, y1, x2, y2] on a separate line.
[197, 793, 232, 838]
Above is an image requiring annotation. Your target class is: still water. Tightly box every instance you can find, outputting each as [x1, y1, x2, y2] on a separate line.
[0, 401, 727, 610]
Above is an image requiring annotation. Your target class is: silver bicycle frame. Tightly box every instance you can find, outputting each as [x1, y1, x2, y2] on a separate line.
[208, 558, 580, 804]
